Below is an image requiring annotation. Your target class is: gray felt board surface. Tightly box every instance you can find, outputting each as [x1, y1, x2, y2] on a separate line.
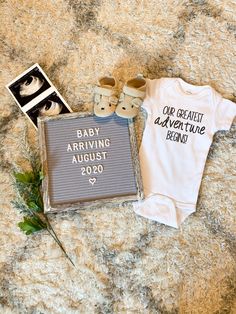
[44, 114, 137, 205]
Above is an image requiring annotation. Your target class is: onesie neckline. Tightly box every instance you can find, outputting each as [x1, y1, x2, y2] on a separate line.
[174, 78, 211, 98]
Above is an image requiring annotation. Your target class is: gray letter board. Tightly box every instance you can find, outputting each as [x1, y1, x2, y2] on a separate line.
[38, 112, 143, 213]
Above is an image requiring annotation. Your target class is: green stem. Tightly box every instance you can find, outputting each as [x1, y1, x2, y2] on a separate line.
[46, 226, 75, 267]
[27, 209, 75, 267]
[44, 217, 75, 267]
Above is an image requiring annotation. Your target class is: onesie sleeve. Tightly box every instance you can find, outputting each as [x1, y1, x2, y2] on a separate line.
[214, 98, 236, 132]
[142, 78, 162, 114]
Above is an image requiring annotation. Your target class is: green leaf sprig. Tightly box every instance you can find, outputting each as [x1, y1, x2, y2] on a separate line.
[12, 169, 75, 267]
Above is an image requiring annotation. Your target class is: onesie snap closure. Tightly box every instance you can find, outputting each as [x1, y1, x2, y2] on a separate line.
[134, 194, 180, 228]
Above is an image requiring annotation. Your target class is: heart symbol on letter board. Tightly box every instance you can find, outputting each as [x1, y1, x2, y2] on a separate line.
[89, 178, 97, 186]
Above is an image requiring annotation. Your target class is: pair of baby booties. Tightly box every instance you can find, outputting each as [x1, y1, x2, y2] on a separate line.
[93, 75, 146, 119]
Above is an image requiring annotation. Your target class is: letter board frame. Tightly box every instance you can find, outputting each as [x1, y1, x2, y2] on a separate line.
[38, 112, 143, 213]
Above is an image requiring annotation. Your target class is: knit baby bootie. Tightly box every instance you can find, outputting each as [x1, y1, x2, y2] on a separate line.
[115, 74, 146, 119]
[93, 77, 118, 117]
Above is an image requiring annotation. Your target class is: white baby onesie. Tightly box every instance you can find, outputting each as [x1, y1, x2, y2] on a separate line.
[134, 78, 236, 228]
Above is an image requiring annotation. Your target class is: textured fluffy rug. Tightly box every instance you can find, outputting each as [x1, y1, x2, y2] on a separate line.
[0, 0, 236, 313]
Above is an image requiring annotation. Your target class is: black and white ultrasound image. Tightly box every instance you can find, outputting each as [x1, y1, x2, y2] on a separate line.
[26, 92, 70, 127]
[8, 66, 51, 107]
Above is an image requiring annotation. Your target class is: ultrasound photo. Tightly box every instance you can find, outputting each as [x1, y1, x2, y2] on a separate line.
[8, 65, 51, 107]
[26, 92, 71, 127]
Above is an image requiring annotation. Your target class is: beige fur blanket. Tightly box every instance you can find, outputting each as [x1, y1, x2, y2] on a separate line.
[0, 1, 235, 313]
